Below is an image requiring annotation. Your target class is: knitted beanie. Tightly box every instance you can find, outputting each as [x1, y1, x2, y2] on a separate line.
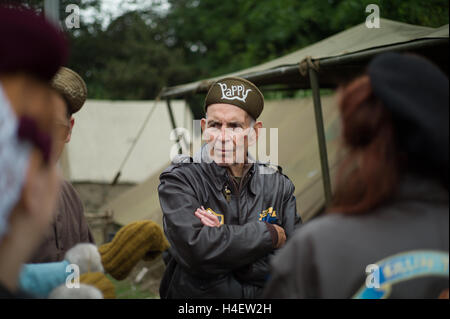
[80, 272, 116, 299]
[99, 220, 170, 280]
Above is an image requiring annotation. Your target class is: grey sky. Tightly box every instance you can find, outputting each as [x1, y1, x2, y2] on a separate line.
[80, 0, 170, 28]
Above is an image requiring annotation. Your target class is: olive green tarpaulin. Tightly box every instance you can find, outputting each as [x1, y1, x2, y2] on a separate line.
[161, 19, 448, 97]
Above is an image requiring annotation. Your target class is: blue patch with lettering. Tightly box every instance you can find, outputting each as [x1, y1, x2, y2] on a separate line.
[353, 250, 449, 299]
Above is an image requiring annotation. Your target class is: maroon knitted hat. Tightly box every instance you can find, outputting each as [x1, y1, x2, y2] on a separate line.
[0, 5, 68, 81]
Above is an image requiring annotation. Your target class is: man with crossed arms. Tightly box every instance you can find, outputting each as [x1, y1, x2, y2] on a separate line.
[158, 77, 301, 298]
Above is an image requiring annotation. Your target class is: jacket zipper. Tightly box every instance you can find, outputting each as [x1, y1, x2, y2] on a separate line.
[224, 185, 232, 202]
[225, 169, 252, 222]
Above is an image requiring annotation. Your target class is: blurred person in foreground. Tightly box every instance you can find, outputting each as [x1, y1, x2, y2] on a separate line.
[0, 5, 67, 298]
[28, 66, 95, 263]
[158, 77, 301, 299]
[264, 52, 449, 299]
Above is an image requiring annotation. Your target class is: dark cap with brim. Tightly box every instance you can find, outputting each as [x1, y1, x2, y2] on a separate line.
[204, 77, 264, 120]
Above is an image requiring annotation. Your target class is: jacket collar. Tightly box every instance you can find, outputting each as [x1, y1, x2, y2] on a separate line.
[194, 144, 257, 194]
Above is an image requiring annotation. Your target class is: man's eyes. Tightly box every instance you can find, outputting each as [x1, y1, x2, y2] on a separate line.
[207, 123, 243, 128]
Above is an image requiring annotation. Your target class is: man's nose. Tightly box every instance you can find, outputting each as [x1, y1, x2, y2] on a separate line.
[220, 126, 228, 142]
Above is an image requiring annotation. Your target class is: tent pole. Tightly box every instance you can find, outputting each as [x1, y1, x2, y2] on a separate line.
[308, 67, 332, 206]
[166, 98, 177, 131]
[166, 98, 183, 155]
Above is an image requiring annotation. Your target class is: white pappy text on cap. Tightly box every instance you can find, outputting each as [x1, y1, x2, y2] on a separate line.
[217, 82, 252, 103]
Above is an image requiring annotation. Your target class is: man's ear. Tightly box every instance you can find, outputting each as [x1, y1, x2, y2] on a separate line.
[200, 118, 211, 143]
[254, 121, 263, 139]
[65, 117, 74, 143]
[200, 118, 206, 132]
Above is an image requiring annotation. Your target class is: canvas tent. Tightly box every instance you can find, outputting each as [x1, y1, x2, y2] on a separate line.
[100, 19, 448, 226]
[62, 99, 191, 184]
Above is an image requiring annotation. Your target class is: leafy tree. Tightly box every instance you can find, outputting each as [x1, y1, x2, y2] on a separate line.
[164, 0, 449, 80]
[69, 10, 193, 99]
[4, 0, 448, 99]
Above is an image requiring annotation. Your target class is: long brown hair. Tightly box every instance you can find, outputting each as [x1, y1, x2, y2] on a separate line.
[329, 75, 402, 215]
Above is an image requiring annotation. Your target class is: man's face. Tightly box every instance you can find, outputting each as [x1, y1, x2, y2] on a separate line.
[201, 103, 261, 166]
[50, 91, 73, 161]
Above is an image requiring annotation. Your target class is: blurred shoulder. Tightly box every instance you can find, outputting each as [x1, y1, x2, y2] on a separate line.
[257, 162, 295, 191]
[160, 154, 201, 181]
[290, 213, 354, 243]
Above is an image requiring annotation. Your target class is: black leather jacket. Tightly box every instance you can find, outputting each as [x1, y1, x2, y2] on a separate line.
[158, 147, 301, 298]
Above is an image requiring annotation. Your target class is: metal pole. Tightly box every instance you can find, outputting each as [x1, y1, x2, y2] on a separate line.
[308, 67, 332, 206]
[111, 95, 160, 185]
[166, 99, 183, 155]
[166, 98, 177, 131]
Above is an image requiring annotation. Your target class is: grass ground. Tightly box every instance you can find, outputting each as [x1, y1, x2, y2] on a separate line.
[107, 275, 159, 299]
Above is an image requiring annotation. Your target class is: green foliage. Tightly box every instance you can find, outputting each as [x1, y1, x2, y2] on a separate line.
[165, 0, 449, 81]
[68, 10, 194, 99]
[8, 1, 448, 99]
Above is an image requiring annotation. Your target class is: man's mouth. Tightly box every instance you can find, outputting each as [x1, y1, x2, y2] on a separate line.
[219, 149, 234, 154]
[214, 147, 234, 153]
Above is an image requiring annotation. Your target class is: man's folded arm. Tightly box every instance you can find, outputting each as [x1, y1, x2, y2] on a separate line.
[234, 180, 301, 286]
[158, 171, 275, 275]
[233, 256, 271, 288]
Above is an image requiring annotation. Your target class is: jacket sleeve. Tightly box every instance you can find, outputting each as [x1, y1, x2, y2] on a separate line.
[281, 178, 302, 238]
[263, 233, 319, 298]
[158, 170, 274, 276]
[78, 204, 95, 245]
[234, 178, 301, 286]
[81, 220, 95, 245]
[234, 256, 271, 288]
[71, 185, 95, 245]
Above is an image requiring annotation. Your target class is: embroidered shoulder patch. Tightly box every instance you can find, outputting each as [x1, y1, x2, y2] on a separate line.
[259, 207, 277, 224]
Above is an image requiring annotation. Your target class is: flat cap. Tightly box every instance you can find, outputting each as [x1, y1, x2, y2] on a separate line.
[0, 5, 68, 81]
[205, 77, 264, 120]
[51, 67, 87, 114]
[368, 52, 449, 174]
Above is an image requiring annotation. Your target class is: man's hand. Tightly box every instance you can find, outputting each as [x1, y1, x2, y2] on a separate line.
[273, 224, 286, 249]
[194, 206, 221, 227]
